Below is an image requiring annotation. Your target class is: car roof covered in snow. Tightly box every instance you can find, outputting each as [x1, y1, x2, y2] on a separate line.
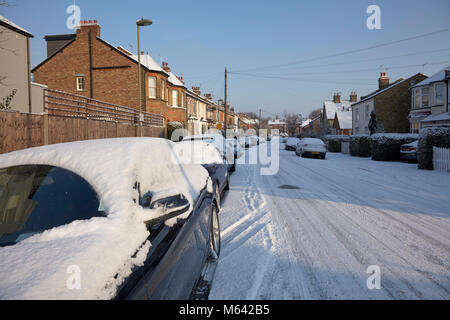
[0, 138, 210, 299]
[301, 138, 324, 144]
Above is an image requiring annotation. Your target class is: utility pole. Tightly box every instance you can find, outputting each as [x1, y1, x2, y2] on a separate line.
[224, 67, 228, 136]
[259, 108, 262, 133]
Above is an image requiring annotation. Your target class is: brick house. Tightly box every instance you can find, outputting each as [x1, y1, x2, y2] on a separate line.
[268, 119, 287, 135]
[32, 20, 186, 128]
[352, 72, 427, 134]
[320, 92, 355, 135]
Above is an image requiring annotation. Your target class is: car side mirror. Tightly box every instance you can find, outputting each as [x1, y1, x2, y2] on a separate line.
[145, 194, 190, 226]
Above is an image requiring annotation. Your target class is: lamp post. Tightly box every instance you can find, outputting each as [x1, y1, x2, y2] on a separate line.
[136, 18, 152, 137]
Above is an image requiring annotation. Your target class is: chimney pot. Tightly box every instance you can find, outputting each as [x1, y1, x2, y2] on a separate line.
[84, 20, 87, 24]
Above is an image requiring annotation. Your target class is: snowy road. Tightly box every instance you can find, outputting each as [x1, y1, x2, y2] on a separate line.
[209, 144, 450, 299]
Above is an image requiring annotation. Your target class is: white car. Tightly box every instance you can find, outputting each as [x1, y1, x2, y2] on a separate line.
[295, 138, 327, 159]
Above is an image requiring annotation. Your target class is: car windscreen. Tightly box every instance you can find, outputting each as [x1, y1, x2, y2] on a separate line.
[0, 165, 105, 246]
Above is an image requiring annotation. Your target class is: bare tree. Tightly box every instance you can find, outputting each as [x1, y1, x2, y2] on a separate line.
[283, 111, 302, 137]
[308, 108, 322, 120]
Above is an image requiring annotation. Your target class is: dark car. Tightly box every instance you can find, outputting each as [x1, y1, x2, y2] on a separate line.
[400, 140, 418, 161]
[0, 138, 221, 300]
[176, 141, 230, 211]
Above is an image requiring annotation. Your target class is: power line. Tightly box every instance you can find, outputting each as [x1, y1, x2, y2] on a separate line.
[231, 27, 450, 73]
[229, 73, 376, 86]
[249, 48, 450, 72]
[230, 60, 450, 77]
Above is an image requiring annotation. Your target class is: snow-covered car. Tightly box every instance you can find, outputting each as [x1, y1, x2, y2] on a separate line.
[242, 136, 258, 149]
[227, 138, 243, 161]
[0, 138, 221, 300]
[296, 138, 327, 159]
[183, 134, 234, 171]
[285, 137, 300, 151]
[175, 141, 230, 209]
[400, 140, 418, 161]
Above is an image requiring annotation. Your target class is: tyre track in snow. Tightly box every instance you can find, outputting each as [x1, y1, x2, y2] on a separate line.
[271, 152, 450, 299]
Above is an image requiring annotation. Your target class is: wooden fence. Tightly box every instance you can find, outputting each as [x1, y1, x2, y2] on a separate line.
[433, 147, 450, 172]
[0, 89, 165, 155]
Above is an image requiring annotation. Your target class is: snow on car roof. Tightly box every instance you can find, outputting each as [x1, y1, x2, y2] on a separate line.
[301, 138, 324, 144]
[174, 141, 224, 165]
[0, 138, 209, 299]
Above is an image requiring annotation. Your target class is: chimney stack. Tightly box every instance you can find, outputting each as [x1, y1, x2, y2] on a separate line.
[76, 19, 100, 38]
[204, 93, 212, 100]
[378, 72, 390, 90]
[333, 92, 341, 104]
[161, 61, 171, 73]
[350, 91, 357, 103]
[192, 86, 201, 95]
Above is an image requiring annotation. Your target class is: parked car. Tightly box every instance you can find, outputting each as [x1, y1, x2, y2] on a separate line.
[0, 138, 220, 300]
[285, 137, 300, 151]
[242, 136, 258, 149]
[400, 140, 418, 161]
[295, 138, 327, 159]
[183, 134, 234, 172]
[227, 138, 243, 164]
[175, 141, 230, 209]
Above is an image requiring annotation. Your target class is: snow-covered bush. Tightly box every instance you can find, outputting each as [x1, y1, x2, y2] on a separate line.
[350, 135, 372, 157]
[324, 135, 350, 153]
[370, 133, 418, 161]
[167, 121, 184, 141]
[418, 127, 450, 170]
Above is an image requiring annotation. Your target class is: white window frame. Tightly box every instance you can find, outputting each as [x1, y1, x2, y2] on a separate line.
[76, 77, 85, 91]
[421, 87, 429, 107]
[365, 105, 369, 119]
[148, 76, 156, 99]
[161, 80, 165, 100]
[414, 88, 421, 109]
[172, 90, 178, 107]
[355, 108, 360, 122]
[434, 83, 444, 105]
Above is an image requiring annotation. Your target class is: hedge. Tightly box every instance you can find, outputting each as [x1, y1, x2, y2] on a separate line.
[370, 133, 418, 161]
[324, 135, 350, 152]
[350, 135, 372, 157]
[418, 127, 450, 170]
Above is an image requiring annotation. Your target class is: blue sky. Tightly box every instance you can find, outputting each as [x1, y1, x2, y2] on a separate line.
[2, 0, 450, 118]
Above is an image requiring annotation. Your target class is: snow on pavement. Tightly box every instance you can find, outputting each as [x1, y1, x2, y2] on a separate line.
[209, 144, 450, 299]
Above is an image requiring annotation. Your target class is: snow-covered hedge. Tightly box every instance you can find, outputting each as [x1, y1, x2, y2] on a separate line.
[167, 121, 184, 141]
[350, 135, 372, 157]
[324, 135, 350, 153]
[370, 133, 418, 161]
[418, 127, 450, 170]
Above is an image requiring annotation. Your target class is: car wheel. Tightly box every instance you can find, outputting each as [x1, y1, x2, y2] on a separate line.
[215, 183, 221, 211]
[224, 172, 230, 191]
[208, 204, 221, 261]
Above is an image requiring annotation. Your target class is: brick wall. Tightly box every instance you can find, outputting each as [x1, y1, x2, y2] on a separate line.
[375, 73, 427, 133]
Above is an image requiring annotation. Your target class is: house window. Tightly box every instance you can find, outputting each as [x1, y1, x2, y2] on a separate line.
[172, 90, 178, 107]
[355, 108, 359, 122]
[161, 80, 165, 100]
[434, 83, 444, 105]
[148, 76, 156, 99]
[166, 87, 169, 102]
[76, 77, 85, 91]
[365, 105, 369, 119]
[414, 88, 421, 109]
[421, 87, 429, 107]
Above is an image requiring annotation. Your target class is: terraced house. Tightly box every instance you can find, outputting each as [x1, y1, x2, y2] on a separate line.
[32, 20, 187, 129]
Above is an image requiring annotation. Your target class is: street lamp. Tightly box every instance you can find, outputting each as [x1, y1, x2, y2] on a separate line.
[136, 18, 152, 137]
